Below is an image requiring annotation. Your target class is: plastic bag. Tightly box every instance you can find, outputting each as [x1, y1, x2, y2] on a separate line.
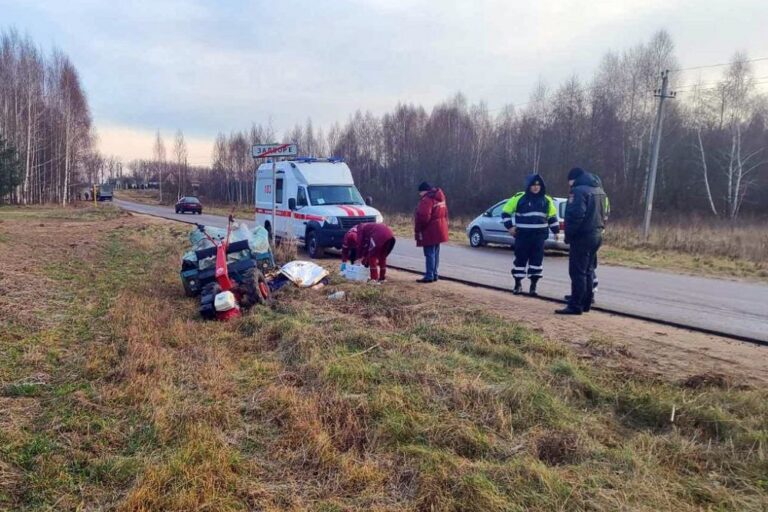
[342, 264, 368, 282]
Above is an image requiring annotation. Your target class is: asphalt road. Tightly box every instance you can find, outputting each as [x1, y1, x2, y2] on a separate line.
[115, 198, 768, 342]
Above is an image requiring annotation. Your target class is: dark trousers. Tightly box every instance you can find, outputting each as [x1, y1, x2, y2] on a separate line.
[512, 234, 547, 280]
[568, 233, 602, 311]
[423, 244, 440, 280]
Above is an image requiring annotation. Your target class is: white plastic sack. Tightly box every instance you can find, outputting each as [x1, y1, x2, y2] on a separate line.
[280, 261, 329, 288]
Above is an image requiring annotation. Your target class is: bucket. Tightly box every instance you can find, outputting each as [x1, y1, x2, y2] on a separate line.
[343, 264, 368, 282]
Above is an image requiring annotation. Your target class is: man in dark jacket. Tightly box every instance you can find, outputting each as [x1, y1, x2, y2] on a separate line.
[414, 182, 449, 283]
[556, 167, 608, 315]
[501, 174, 560, 296]
[564, 173, 610, 302]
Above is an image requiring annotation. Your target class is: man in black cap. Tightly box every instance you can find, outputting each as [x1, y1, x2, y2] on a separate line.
[564, 172, 610, 303]
[556, 167, 608, 315]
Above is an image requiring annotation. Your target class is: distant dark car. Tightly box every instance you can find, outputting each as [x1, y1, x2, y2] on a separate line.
[97, 184, 113, 201]
[175, 196, 203, 215]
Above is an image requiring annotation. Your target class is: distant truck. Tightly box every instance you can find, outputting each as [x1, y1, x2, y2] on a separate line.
[97, 184, 113, 201]
[255, 157, 383, 258]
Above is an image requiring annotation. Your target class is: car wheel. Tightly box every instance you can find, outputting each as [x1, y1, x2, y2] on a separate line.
[306, 231, 325, 258]
[175, 209, 180, 214]
[469, 227, 484, 248]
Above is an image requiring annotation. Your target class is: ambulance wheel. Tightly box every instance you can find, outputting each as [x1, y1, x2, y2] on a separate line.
[469, 227, 485, 248]
[239, 268, 272, 308]
[306, 231, 325, 259]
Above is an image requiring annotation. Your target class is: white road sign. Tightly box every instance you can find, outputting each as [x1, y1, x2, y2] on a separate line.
[252, 143, 298, 158]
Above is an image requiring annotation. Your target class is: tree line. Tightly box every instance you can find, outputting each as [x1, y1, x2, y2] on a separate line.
[5, 25, 764, 220]
[0, 28, 95, 205]
[167, 30, 765, 219]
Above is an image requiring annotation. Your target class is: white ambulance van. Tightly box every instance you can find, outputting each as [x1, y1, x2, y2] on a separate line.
[255, 157, 384, 258]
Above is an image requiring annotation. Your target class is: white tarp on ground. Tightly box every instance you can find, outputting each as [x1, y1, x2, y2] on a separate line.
[280, 261, 329, 288]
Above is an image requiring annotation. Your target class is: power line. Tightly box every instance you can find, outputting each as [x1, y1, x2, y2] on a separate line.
[674, 80, 768, 94]
[674, 75, 768, 90]
[671, 57, 768, 73]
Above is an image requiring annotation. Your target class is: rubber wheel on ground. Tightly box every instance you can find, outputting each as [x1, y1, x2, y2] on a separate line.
[199, 282, 221, 320]
[469, 227, 484, 248]
[306, 231, 325, 258]
[238, 268, 272, 308]
[176, 209, 180, 214]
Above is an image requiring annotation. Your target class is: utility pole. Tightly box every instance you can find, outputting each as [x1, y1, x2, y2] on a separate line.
[643, 70, 676, 239]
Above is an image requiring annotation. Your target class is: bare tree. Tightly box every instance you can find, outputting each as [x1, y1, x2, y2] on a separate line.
[174, 130, 187, 199]
[153, 131, 166, 201]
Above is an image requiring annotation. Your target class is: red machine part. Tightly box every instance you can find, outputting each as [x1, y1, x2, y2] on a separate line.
[215, 306, 241, 321]
[214, 243, 234, 292]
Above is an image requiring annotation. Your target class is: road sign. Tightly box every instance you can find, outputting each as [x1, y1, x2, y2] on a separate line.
[251, 142, 299, 247]
[252, 143, 298, 159]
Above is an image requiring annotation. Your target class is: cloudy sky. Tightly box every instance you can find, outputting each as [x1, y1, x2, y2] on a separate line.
[2, 0, 767, 165]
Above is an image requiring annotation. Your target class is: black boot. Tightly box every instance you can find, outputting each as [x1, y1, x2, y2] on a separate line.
[555, 306, 582, 315]
[528, 278, 539, 297]
[512, 278, 523, 295]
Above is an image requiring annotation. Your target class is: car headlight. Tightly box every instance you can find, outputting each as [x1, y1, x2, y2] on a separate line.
[375, 214, 383, 223]
[325, 216, 339, 226]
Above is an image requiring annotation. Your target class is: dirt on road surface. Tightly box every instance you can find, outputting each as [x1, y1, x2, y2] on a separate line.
[384, 269, 768, 386]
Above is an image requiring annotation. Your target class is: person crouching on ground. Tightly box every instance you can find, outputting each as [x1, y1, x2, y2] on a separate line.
[414, 181, 449, 283]
[501, 173, 560, 296]
[342, 222, 396, 283]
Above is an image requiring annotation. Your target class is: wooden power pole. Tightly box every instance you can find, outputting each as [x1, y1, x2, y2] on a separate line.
[643, 70, 676, 239]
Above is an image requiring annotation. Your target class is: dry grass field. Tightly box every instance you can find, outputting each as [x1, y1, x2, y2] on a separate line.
[0, 204, 766, 510]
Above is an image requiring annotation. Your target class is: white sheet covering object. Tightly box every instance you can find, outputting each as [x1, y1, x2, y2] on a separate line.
[280, 261, 329, 288]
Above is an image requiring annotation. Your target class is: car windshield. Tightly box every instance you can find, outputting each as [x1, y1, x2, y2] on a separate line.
[184, 197, 200, 203]
[308, 185, 365, 206]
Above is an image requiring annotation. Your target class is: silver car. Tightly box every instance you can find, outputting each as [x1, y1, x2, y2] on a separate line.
[466, 198, 569, 251]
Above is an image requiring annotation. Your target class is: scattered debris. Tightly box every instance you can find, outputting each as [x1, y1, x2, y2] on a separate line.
[328, 291, 346, 300]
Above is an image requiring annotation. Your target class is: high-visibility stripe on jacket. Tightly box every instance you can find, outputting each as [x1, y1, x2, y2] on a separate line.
[501, 192, 559, 236]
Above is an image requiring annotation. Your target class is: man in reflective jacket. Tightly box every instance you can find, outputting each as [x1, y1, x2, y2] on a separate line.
[501, 174, 560, 296]
[557, 167, 608, 315]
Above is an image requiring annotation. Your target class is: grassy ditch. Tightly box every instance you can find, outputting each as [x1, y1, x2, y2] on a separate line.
[1, 205, 766, 510]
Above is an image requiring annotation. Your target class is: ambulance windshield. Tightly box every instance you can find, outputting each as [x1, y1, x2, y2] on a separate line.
[308, 185, 365, 206]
